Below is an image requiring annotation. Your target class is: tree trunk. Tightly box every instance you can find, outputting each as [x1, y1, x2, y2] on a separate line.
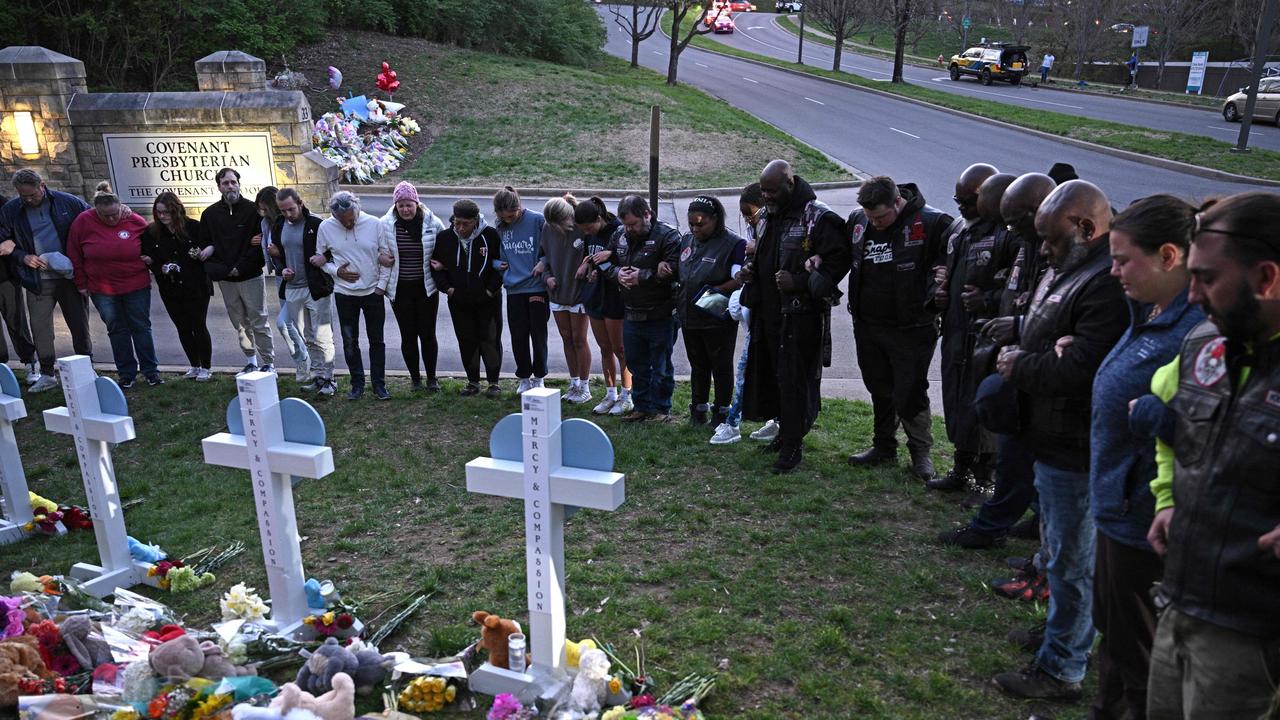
[667, 11, 681, 85]
[833, 38, 844, 71]
[892, 0, 911, 82]
[631, 4, 641, 67]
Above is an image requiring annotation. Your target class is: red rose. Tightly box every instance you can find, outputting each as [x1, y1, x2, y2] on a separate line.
[335, 613, 354, 629]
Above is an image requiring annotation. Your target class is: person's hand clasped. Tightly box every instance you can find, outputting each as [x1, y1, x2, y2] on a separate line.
[282, 268, 295, 281]
[775, 270, 797, 292]
[378, 252, 394, 268]
[996, 346, 1024, 379]
[1148, 508, 1175, 557]
[309, 253, 327, 268]
[982, 316, 1015, 344]
[336, 263, 360, 282]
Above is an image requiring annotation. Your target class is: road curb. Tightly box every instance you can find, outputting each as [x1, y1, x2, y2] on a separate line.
[687, 42, 1280, 188]
[342, 180, 863, 197]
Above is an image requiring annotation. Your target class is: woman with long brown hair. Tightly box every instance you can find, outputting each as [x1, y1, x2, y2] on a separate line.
[141, 191, 213, 380]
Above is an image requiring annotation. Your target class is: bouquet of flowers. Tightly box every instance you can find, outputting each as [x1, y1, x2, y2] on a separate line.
[220, 583, 268, 622]
[302, 610, 356, 638]
[312, 110, 418, 184]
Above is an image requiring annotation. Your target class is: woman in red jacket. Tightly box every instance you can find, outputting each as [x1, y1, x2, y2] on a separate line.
[67, 182, 160, 388]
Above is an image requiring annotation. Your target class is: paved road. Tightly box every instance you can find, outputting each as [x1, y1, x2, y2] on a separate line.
[704, 11, 1280, 153]
[600, 7, 1272, 211]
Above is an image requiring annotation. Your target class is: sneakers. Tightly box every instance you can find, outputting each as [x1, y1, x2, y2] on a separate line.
[119, 377, 136, 389]
[25, 362, 40, 385]
[565, 385, 591, 404]
[709, 422, 741, 445]
[992, 662, 1083, 701]
[182, 367, 200, 379]
[240, 362, 257, 374]
[259, 364, 276, 375]
[411, 378, 424, 392]
[485, 383, 502, 399]
[347, 385, 364, 401]
[592, 395, 617, 415]
[847, 445, 896, 466]
[610, 394, 633, 416]
[295, 366, 310, 383]
[936, 523, 1005, 549]
[31, 375, 59, 393]
[195, 368, 212, 382]
[991, 569, 1050, 603]
[145, 375, 164, 387]
[772, 445, 803, 473]
[373, 385, 391, 401]
[516, 377, 533, 395]
[460, 383, 481, 397]
[317, 379, 336, 397]
[300, 378, 323, 392]
[620, 410, 651, 423]
[532, 377, 545, 389]
[926, 467, 974, 492]
[425, 379, 441, 393]
[750, 418, 780, 441]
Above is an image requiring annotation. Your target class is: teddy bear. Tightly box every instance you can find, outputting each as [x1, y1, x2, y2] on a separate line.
[268, 671, 355, 720]
[149, 634, 204, 680]
[472, 611, 523, 670]
[234, 708, 323, 720]
[198, 640, 256, 680]
[0, 635, 54, 707]
[295, 636, 393, 697]
[566, 648, 611, 714]
[341, 639, 391, 694]
[59, 616, 113, 671]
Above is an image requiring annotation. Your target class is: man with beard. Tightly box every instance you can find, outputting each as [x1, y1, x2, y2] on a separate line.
[199, 168, 274, 373]
[740, 160, 850, 473]
[603, 195, 682, 422]
[991, 180, 1128, 700]
[1143, 192, 1280, 719]
[845, 176, 952, 482]
[932, 164, 1008, 498]
[940, 173, 1057, 555]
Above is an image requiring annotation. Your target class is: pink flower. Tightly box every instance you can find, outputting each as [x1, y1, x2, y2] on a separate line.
[49, 653, 81, 676]
[0, 596, 24, 639]
[487, 693, 524, 720]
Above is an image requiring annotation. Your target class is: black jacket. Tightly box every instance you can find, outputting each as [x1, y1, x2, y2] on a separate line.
[603, 220, 682, 322]
[200, 196, 264, 281]
[432, 226, 504, 306]
[270, 210, 333, 301]
[752, 175, 850, 317]
[0, 190, 90, 292]
[673, 228, 746, 331]
[846, 183, 952, 328]
[140, 218, 212, 299]
[1009, 237, 1128, 471]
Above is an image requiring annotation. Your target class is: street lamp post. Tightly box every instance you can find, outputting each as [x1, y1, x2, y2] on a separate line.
[797, 7, 806, 64]
[1235, 0, 1279, 153]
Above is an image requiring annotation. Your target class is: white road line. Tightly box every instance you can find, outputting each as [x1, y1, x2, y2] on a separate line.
[1206, 125, 1239, 133]
[696, 62, 710, 68]
[653, 50, 665, 56]
[804, 97, 825, 105]
[872, 78, 892, 82]
[890, 127, 921, 139]
[748, 25, 765, 29]
[927, 77, 1084, 109]
[742, 76, 759, 83]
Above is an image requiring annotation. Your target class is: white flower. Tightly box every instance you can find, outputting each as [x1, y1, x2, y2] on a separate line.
[221, 582, 269, 622]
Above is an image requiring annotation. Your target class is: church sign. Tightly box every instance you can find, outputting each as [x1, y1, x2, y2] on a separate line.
[103, 132, 276, 206]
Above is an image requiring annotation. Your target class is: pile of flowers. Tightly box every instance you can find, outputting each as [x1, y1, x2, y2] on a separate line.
[301, 610, 356, 638]
[398, 675, 458, 713]
[311, 62, 422, 184]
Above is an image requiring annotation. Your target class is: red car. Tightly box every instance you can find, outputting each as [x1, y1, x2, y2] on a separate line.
[729, 1, 757, 11]
[713, 14, 735, 33]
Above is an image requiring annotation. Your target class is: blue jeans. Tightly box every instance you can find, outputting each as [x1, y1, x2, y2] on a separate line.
[1033, 460, 1097, 683]
[275, 291, 309, 369]
[726, 327, 750, 427]
[623, 317, 675, 415]
[91, 287, 158, 381]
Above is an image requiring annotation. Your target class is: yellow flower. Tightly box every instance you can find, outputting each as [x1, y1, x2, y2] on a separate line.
[321, 611, 336, 626]
[304, 615, 316, 626]
[609, 676, 622, 694]
[444, 685, 456, 703]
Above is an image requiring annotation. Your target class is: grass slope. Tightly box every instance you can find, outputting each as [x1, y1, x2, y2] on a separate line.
[0, 374, 1080, 718]
[668, 14, 1280, 181]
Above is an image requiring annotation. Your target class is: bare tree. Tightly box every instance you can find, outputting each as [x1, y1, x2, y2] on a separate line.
[1228, 0, 1278, 60]
[612, 1, 664, 68]
[1146, 0, 1222, 85]
[666, 0, 720, 86]
[890, 0, 913, 82]
[806, 0, 875, 71]
[1056, 0, 1120, 82]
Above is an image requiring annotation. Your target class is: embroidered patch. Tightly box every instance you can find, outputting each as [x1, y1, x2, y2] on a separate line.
[479, 246, 487, 257]
[851, 223, 865, 242]
[909, 218, 926, 242]
[1193, 337, 1228, 387]
[118, 230, 131, 239]
[947, 232, 960, 255]
[680, 246, 692, 262]
[896, 261, 916, 271]
[1047, 293, 1063, 304]
[1265, 389, 1280, 408]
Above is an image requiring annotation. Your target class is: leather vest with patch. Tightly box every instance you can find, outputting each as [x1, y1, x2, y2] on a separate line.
[847, 206, 948, 327]
[1163, 320, 1280, 637]
[758, 199, 839, 315]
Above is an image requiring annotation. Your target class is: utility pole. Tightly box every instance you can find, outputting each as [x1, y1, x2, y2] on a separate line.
[961, 0, 972, 49]
[797, 7, 806, 64]
[1235, 0, 1278, 152]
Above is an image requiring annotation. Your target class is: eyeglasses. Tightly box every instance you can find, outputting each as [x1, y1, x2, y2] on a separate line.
[953, 194, 978, 207]
[1193, 211, 1271, 243]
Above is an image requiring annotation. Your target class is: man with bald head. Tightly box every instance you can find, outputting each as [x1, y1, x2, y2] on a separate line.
[931, 168, 1019, 507]
[740, 159, 850, 473]
[990, 180, 1128, 700]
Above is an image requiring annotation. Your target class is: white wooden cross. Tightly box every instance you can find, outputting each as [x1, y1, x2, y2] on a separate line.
[465, 387, 626, 703]
[0, 365, 33, 544]
[43, 355, 159, 596]
[202, 371, 334, 639]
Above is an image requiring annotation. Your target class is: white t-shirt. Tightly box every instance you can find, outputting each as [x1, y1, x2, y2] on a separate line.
[316, 211, 391, 296]
[1042, 54, 1055, 69]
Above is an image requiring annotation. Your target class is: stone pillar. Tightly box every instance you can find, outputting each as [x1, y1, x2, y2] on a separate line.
[195, 51, 267, 92]
[0, 46, 86, 193]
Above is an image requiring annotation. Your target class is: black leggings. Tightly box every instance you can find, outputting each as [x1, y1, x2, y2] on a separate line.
[451, 297, 503, 384]
[506, 292, 549, 379]
[683, 324, 737, 409]
[160, 290, 212, 368]
[391, 282, 440, 383]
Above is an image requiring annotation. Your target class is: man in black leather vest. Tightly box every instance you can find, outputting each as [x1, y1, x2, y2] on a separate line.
[1144, 191, 1280, 720]
[845, 176, 953, 482]
[991, 180, 1128, 700]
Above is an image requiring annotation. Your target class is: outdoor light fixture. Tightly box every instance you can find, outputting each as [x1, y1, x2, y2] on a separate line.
[14, 112, 39, 155]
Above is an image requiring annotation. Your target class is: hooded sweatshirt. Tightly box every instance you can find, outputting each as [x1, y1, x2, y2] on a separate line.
[432, 216, 504, 306]
[496, 208, 545, 295]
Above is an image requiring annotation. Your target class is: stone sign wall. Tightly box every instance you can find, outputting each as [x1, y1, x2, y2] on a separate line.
[0, 48, 337, 214]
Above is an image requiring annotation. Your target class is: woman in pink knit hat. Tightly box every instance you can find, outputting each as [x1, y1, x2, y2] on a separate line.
[379, 181, 447, 391]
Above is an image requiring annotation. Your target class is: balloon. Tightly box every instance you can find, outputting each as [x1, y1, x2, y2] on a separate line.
[328, 66, 343, 91]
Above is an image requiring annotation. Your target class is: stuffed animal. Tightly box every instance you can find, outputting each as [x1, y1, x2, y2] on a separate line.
[198, 640, 256, 680]
[121, 659, 160, 703]
[472, 611, 522, 670]
[149, 634, 204, 679]
[567, 648, 611, 713]
[0, 635, 53, 707]
[295, 637, 358, 696]
[269, 671, 355, 720]
[59, 615, 112, 671]
[234, 707, 323, 720]
[342, 639, 391, 695]
[564, 638, 597, 669]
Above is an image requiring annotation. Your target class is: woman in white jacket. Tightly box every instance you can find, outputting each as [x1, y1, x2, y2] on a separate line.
[381, 182, 447, 392]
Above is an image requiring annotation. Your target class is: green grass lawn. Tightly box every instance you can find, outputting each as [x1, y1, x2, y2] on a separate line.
[669, 14, 1280, 182]
[0, 373, 1081, 718]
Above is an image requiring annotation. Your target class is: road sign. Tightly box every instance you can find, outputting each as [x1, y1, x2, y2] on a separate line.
[1131, 25, 1149, 48]
[962, 16, 972, 28]
[1186, 51, 1209, 95]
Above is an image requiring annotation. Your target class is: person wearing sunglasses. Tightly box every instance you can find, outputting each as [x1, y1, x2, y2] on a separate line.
[1142, 191, 1280, 720]
[990, 180, 1129, 702]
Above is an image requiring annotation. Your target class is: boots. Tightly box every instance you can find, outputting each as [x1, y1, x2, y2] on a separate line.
[962, 454, 996, 508]
[689, 403, 709, 426]
[710, 405, 728, 428]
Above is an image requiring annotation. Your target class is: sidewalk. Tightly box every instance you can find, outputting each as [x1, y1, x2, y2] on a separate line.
[41, 189, 944, 408]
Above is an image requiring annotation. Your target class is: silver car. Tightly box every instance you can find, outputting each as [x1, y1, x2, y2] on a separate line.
[1222, 76, 1280, 124]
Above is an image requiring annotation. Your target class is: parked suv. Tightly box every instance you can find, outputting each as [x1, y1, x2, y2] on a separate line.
[949, 43, 1030, 85]
[776, 1, 803, 11]
[1222, 77, 1280, 124]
